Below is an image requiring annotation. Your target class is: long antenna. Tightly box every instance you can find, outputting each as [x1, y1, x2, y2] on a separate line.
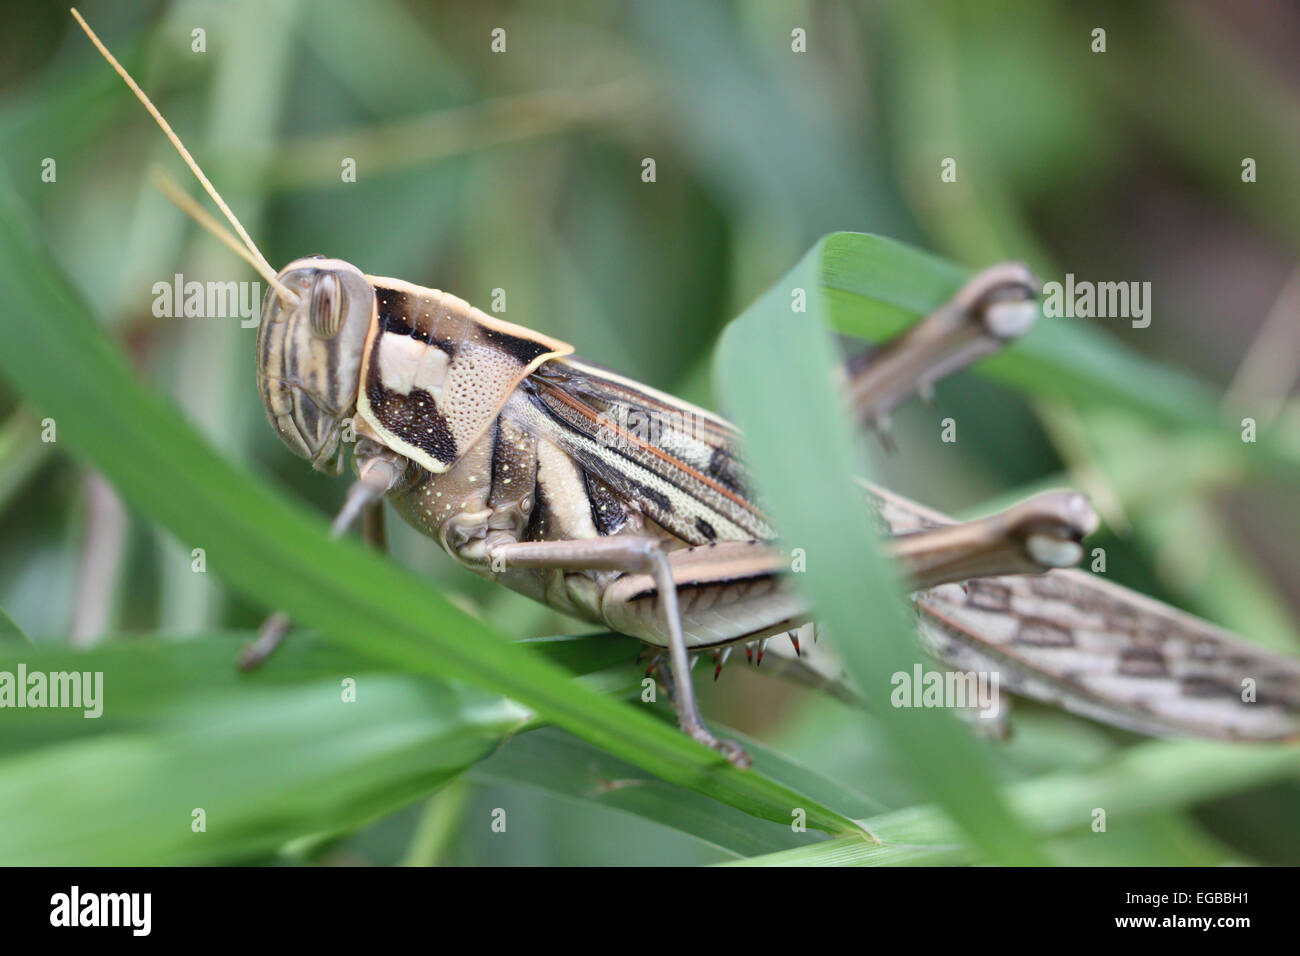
[149, 166, 285, 288]
[70, 8, 298, 306]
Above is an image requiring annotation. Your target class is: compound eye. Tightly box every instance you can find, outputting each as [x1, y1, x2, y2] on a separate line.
[310, 272, 344, 338]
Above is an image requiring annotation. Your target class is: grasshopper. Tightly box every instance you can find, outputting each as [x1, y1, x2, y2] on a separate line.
[75, 11, 1300, 767]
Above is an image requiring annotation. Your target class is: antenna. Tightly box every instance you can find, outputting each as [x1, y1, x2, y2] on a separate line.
[70, 8, 298, 306]
[149, 167, 275, 282]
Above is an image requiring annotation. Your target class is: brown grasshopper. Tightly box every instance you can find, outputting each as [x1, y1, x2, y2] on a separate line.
[75, 10, 1300, 767]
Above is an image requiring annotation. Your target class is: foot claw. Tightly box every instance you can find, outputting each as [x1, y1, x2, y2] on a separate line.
[714, 738, 752, 769]
[236, 645, 264, 673]
[688, 727, 751, 768]
[240, 611, 291, 672]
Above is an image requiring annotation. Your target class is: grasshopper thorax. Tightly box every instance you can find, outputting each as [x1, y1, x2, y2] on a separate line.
[256, 257, 376, 472]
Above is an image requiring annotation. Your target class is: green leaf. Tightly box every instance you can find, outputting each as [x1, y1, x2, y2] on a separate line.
[1047, 811, 1240, 866]
[0, 633, 872, 863]
[0, 178, 867, 842]
[0, 631, 631, 740]
[724, 739, 1300, 866]
[472, 724, 884, 859]
[1, 683, 520, 865]
[0, 601, 28, 644]
[400, 778, 472, 867]
[0, 633, 546, 864]
[0, 411, 53, 519]
[817, 232, 1300, 481]
[713, 234, 1047, 865]
[0, 632, 684, 863]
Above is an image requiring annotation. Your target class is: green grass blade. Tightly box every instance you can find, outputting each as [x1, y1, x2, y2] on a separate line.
[0, 633, 615, 862]
[723, 739, 1300, 866]
[400, 778, 471, 867]
[0, 633, 865, 861]
[0, 601, 28, 644]
[0, 679, 525, 865]
[819, 232, 1300, 480]
[0, 632, 633, 738]
[0, 410, 53, 519]
[713, 235, 1047, 865]
[472, 724, 882, 858]
[0, 179, 866, 841]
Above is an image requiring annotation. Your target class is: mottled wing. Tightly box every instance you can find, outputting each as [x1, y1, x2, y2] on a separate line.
[868, 483, 1300, 740]
[508, 356, 774, 544]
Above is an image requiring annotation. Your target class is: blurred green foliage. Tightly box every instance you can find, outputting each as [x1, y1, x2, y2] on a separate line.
[0, 0, 1298, 865]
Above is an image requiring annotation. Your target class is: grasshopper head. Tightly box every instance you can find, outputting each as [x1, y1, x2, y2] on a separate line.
[256, 257, 375, 472]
